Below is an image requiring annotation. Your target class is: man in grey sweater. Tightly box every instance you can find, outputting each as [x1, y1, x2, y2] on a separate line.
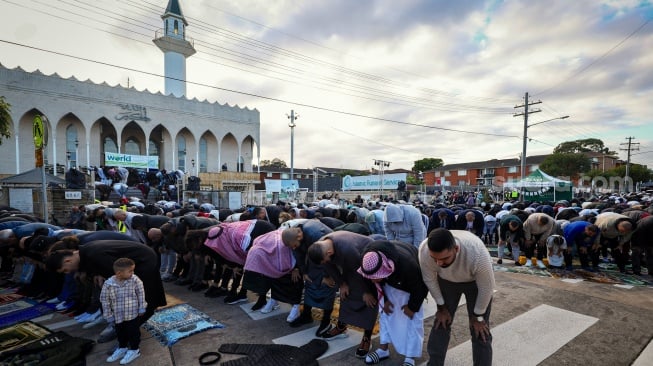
[418, 229, 495, 366]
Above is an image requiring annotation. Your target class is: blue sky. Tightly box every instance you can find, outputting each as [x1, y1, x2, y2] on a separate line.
[1, 0, 652, 171]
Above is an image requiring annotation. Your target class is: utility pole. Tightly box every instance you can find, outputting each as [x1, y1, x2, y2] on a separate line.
[620, 137, 639, 193]
[514, 92, 541, 199]
[287, 110, 299, 180]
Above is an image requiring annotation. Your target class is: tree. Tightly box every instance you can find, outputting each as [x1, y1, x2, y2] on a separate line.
[0, 96, 12, 144]
[539, 153, 591, 178]
[553, 138, 616, 155]
[609, 164, 652, 184]
[259, 158, 287, 168]
[412, 158, 444, 173]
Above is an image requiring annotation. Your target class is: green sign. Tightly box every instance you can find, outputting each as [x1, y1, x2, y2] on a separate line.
[33, 115, 44, 148]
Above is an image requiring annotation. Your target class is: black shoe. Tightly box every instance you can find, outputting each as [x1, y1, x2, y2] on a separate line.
[514, 261, 522, 266]
[316, 323, 332, 337]
[189, 282, 209, 292]
[289, 314, 313, 328]
[205, 287, 228, 298]
[497, 259, 503, 264]
[225, 292, 248, 304]
[250, 296, 267, 311]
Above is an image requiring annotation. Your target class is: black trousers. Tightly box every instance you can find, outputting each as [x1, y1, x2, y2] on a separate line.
[116, 317, 141, 350]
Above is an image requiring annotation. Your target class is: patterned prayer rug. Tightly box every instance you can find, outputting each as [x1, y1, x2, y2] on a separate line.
[143, 303, 224, 346]
[0, 300, 36, 317]
[0, 303, 55, 328]
[0, 294, 23, 306]
[0, 321, 51, 354]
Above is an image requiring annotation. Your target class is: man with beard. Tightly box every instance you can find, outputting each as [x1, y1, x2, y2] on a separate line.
[418, 229, 495, 366]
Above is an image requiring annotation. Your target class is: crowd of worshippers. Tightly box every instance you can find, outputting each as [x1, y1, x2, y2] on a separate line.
[0, 190, 652, 365]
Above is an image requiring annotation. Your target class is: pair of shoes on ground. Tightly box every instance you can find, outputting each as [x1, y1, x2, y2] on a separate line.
[355, 337, 370, 358]
[364, 348, 389, 364]
[76, 310, 101, 323]
[106, 348, 140, 364]
[315, 322, 331, 337]
[536, 260, 547, 269]
[46, 297, 62, 304]
[320, 324, 348, 340]
[260, 299, 280, 314]
[288, 313, 313, 327]
[250, 296, 267, 311]
[55, 300, 74, 311]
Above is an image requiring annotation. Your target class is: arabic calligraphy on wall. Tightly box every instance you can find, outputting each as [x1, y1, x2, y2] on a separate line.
[115, 103, 151, 122]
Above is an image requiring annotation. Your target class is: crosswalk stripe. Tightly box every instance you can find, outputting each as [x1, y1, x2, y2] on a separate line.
[418, 304, 598, 366]
[239, 301, 293, 320]
[632, 337, 653, 366]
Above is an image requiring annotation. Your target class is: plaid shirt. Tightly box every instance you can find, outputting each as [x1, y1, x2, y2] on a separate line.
[100, 274, 147, 324]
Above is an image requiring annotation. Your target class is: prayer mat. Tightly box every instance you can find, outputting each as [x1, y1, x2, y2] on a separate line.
[0, 330, 94, 365]
[0, 294, 23, 306]
[143, 303, 224, 346]
[309, 298, 381, 335]
[0, 321, 51, 354]
[0, 303, 55, 328]
[0, 300, 36, 317]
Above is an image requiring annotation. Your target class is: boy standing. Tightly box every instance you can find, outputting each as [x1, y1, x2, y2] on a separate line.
[101, 258, 147, 364]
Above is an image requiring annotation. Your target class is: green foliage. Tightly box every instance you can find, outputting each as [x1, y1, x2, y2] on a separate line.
[0, 96, 12, 144]
[553, 138, 615, 155]
[406, 175, 421, 185]
[412, 158, 443, 173]
[539, 153, 591, 178]
[608, 164, 652, 183]
[260, 158, 287, 168]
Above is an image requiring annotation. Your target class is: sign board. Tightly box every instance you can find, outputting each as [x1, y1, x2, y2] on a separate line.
[341, 173, 407, 191]
[9, 188, 33, 213]
[228, 192, 241, 210]
[65, 191, 82, 199]
[264, 179, 299, 201]
[33, 115, 44, 149]
[104, 152, 158, 169]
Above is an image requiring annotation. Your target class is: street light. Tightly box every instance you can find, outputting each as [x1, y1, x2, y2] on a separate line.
[74, 138, 79, 169]
[287, 110, 299, 180]
[191, 158, 195, 176]
[520, 115, 569, 190]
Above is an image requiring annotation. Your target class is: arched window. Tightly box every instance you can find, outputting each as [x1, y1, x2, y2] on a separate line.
[238, 156, 244, 173]
[104, 137, 118, 154]
[177, 136, 186, 172]
[148, 140, 159, 156]
[174, 20, 179, 35]
[199, 137, 207, 173]
[125, 138, 140, 155]
[66, 125, 79, 169]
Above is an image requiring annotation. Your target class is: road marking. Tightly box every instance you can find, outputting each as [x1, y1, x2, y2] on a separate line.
[561, 278, 584, 284]
[632, 337, 653, 366]
[239, 301, 293, 320]
[273, 325, 377, 360]
[613, 284, 634, 289]
[419, 304, 598, 366]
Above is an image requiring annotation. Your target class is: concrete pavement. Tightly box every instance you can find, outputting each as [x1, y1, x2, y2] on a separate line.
[35, 262, 653, 366]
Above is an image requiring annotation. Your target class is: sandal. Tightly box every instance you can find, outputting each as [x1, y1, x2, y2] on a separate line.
[365, 350, 389, 365]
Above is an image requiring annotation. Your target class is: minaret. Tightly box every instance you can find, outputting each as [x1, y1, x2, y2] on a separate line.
[153, 0, 196, 97]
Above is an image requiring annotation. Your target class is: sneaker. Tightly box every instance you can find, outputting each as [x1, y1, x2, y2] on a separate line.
[497, 259, 503, 264]
[355, 337, 371, 358]
[74, 312, 91, 322]
[97, 325, 117, 343]
[250, 296, 267, 311]
[46, 297, 62, 304]
[106, 347, 127, 363]
[205, 287, 228, 298]
[321, 325, 348, 340]
[81, 310, 101, 323]
[536, 260, 546, 269]
[524, 260, 532, 267]
[55, 300, 72, 311]
[119, 349, 141, 365]
[83, 315, 106, 329]
[225, 292, 248, 305]
[316, 323, 332, 337]
[286, 304, 301, 323]
[514, 261, 522, 267]
[288, 313, 313, 327]
[260, 299, 279, 314]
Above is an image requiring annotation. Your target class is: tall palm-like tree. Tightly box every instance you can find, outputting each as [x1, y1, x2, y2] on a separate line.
[0, 96, 11, 144]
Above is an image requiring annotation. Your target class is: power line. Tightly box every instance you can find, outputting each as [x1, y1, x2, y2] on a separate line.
[0, 38, 521, 139]
[535, 17, 652, 97]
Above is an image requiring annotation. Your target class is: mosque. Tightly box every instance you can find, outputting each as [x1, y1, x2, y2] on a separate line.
[0, 0, 261, 192]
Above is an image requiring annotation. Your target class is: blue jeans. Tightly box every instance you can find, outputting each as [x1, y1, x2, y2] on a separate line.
[427, 277, 492, 366]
